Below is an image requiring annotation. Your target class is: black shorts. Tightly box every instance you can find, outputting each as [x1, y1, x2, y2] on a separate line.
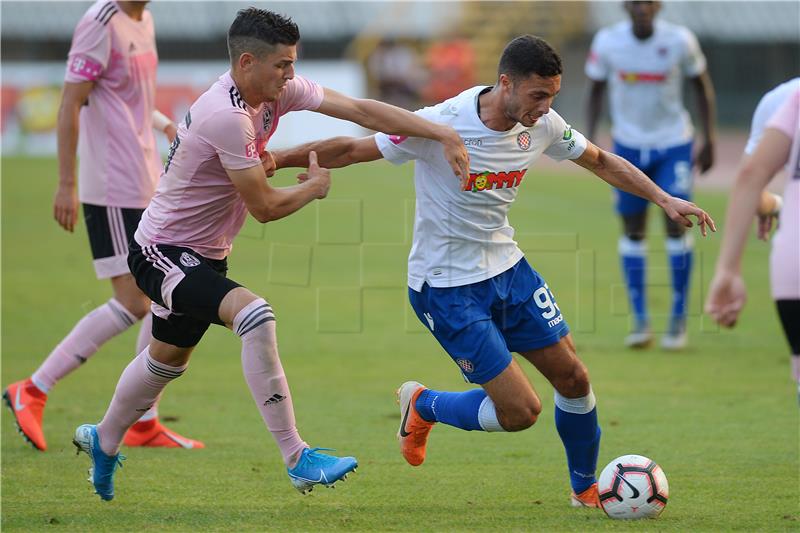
[128, 240, 241, 348]
[776, 300, 800, 355]
[83, 203, 143, 279]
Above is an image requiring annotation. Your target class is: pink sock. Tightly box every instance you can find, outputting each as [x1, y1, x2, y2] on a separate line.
[235, 299, 307, 466]
[31, 299, 137, 393]
[134, 313, 159, 422]
[97, 348, 186, 455]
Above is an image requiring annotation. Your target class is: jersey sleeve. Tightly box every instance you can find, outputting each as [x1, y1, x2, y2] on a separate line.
[64, 14, 111, 83]
[679, 28, 707, 77]
[584, 31, 609, 81]
[373, 107, 439, 165]
[543, 110, 587, 161]
[203, 109, 262, 171]
[766, 88, 800, 141]
[276, 75, 325, 115]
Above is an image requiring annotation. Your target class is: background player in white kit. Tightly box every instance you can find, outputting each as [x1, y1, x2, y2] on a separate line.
[72, 8, 470, 501]
[706, 82, 800, 402]
[585, 1, 717, 350]
[271, 34, 715, 507]
[3, 0, 203, 452]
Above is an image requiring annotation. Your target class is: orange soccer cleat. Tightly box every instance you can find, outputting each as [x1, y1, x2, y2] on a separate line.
[396, 381, 435, 466]
[3, 378, 48, 451]
[123, 419, 205, 449]
[571, 482, 601, 508]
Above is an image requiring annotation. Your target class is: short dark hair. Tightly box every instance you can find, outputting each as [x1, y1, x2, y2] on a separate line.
[227, 8, 300, 62]
[497, 35, 563, 81]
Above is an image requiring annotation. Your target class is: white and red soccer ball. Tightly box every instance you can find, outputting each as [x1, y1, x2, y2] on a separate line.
[598, 454, 669, 519]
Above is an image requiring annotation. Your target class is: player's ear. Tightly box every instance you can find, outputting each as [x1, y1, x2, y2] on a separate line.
[238, 52, 255, 71]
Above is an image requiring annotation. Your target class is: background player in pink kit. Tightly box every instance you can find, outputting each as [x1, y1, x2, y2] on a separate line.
[706, 86, 800, 401]
[270, 34, 715, 507]
[72, 7, 470, 501]
[585, 1, 717, 350]
[3, 0, 203, 451]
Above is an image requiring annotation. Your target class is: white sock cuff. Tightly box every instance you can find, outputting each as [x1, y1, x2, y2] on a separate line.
[30, 375, 50, 394]
[554, 387, 596, 415]
[233, 298, 275, 338]
[107, 298, 138, 328]
[477, 396, 505, 432]
[618, 236, 646, 257]
[144, 350, 187, 380]
[665, 234, 694, 254]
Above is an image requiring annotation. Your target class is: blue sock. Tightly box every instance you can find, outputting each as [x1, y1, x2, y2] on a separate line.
[415, 388, 487, 431]
[666, 236, 693, 323]
[619, 237, 648, 327]
[554, 391, 601, 494]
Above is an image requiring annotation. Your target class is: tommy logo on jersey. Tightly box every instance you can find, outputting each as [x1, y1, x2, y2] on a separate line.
[463, 169, 527, 192]
[618, 70, 667, 84]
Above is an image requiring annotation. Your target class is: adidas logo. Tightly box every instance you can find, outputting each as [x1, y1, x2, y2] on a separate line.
[263, 394, 285, 405]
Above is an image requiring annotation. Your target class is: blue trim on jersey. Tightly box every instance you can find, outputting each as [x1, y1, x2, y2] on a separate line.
[408, 258, 570, 384]
[613, 140, 693, 215]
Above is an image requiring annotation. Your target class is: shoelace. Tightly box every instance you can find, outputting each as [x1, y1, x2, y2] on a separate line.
[302, 447, 336, 463]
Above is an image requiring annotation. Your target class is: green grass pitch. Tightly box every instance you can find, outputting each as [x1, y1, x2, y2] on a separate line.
[2, 156, 798, 531]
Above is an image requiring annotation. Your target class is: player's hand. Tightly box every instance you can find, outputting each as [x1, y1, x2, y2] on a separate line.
[660, 196, 717, 237]
[756, 212, 779, 241]
[303, 151, 330, 199]
[693, 140, 714, 174]
[439, 126, 470, 186]
[705, 270, 746, 328]
[261, 151, 277, 178]
[165, 123, 178, 144]
[53, 183, 79, 232]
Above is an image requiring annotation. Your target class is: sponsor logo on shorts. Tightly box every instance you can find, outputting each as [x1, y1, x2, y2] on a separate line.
[423, 312, 435, 331]
[548, 314, 564, 328]
[517, 131, 531, 151]
[456, 358, 474, 373]
[179, 252, 200, 268]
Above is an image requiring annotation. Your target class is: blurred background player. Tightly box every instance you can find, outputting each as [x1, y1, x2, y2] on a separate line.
[2, 0, 203, 451]
[366, 38, 423, 110]
[706, 82, 800, 401]
[72, 7, 470, 501]
[585, 0, 717, 350]
[271, 34, 715, 507]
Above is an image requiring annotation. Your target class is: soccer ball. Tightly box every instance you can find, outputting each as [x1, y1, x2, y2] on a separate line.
[597, 454, 669, 519]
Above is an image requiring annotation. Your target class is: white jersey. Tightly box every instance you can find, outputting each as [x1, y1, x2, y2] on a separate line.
[374, 86, 587, 291]
[745, 77, 800, 155]
[585, 20, 706, 148]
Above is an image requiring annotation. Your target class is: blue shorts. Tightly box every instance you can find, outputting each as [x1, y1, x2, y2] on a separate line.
[613, 140, 693, 216]
[408, 257, 570, 384]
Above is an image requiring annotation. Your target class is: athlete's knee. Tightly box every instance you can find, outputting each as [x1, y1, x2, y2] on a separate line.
[498, 398, 541, 432]
[114, 295, 150, 320]
[622, 212, 647, 240]
[664, 214, 687, 239]
[554, 361, 591, 398]
[233, 297, 276, 341]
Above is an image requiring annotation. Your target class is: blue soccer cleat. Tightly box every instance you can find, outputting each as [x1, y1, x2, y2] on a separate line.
[287, 447, 357, 494]
[73, 424, 125, 501]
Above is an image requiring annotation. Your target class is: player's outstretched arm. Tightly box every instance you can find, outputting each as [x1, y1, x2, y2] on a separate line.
[272, 136, 383, 171]
[573, 142, 716, 236]
[704, 127, 791, 327]
[55, 80, 94, 233]
[152, 110, 177, 143]
[227, 151, 330, 223]
[315, 88, 469, 179]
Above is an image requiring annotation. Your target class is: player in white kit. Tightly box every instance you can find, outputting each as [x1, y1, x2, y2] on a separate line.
[3, 0, 203, 452]
[585, 1, 717, 350]
[72, 8, 470, 501]
[706, 83, 800, 402]
[271, 35, 715, 506]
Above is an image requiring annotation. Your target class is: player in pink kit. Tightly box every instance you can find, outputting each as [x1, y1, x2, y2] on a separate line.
[706, 87, 800, 401]
[3, 0, 203, 452]
[73, 8, 470, 501]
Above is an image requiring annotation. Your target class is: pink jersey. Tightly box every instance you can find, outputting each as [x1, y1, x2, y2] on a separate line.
[135, 71, 323, 259]
[65, 0, 161, 209]
[766, 88, 800, 299]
